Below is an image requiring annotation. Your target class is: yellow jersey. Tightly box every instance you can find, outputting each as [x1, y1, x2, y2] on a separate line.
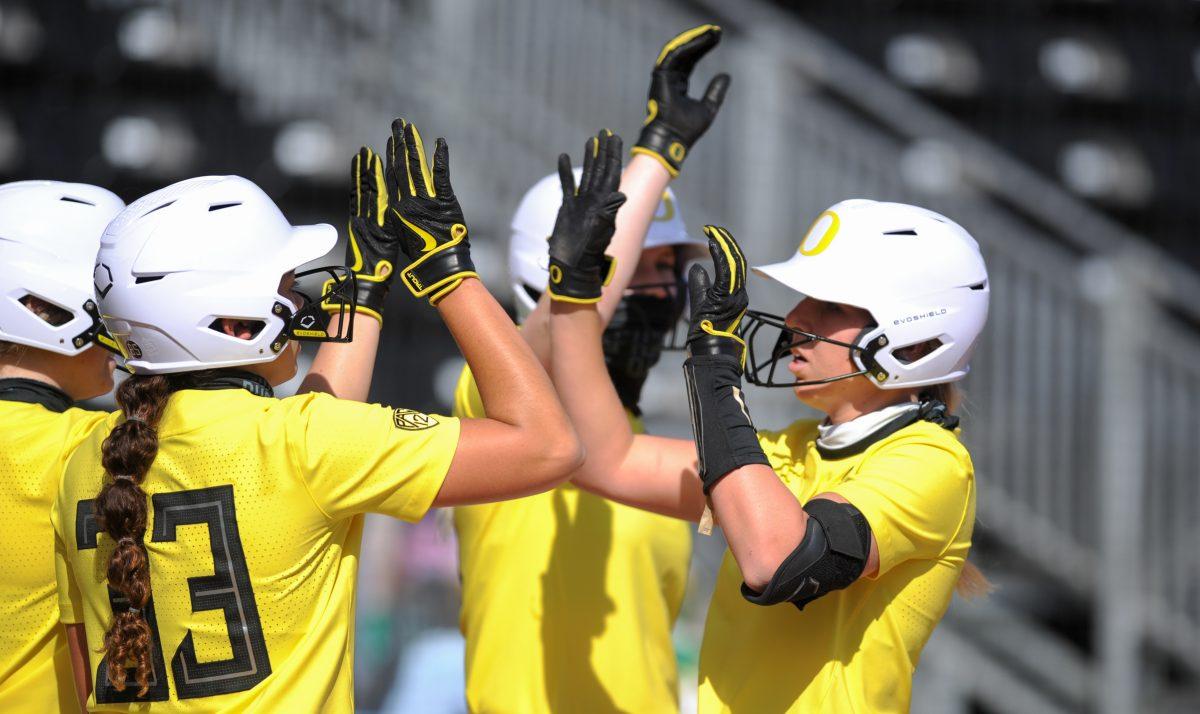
[0, 386, 107, 714]
[698, 418, 975, 713]
[452, 365, 691, 713]
[51, 387, 460, 712]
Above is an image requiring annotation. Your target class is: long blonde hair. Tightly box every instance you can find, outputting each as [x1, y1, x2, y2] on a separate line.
[918, 381, 992, 599]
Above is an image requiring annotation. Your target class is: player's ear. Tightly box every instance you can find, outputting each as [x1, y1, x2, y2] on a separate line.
[215, 319, 265, 341]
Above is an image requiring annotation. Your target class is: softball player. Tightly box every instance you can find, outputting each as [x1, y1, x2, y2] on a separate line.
[0, 181, 125, 713]
[548, 197, 989, 712]
[452, 26, 728, 712]
[50, 119, 582, 712]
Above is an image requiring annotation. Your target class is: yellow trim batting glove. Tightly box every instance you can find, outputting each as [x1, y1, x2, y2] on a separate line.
[323, 146, 395, 323]
[682, 225, 767, 496]
[686, 225, 749, 365]
[385, 118, 478, 306]
[632, 25, 731, 177]
[547, 130, 627, 304]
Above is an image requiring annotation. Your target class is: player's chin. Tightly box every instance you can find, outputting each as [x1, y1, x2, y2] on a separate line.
[789, 364, 835, 402]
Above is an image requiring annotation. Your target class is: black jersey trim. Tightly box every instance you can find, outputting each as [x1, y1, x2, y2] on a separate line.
[815, 399, 959, 460]
[0, 378, 73, 413]
[172, 370, 274, 399]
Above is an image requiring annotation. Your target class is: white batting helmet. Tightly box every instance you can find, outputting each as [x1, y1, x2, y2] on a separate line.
[96, 176, 341, 374]
[746, 199, 990, 390]
[508, 168, 703, 319]
[0, 180, 125, 355]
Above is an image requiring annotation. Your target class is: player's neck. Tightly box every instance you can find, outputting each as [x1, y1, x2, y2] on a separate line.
[823, 390, 918, 426]
[0, 353, 70, 393]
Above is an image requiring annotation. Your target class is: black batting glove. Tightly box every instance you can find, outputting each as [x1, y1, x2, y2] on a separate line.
[686, 225, 749, 364]
[632, 25, 731, 177]
[323, 147, 396, 322]
[385, 118, 477, 306]
[682, 225, 767, 495]
[547, 130, 627, 304]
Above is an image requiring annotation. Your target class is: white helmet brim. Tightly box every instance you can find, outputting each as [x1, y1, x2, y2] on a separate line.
[278, 223, 338, 272]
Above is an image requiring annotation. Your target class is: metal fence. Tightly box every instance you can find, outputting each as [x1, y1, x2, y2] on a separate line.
[89, 0, 1200, 710]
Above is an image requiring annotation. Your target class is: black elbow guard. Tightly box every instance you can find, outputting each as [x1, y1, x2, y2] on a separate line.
[741, 499, 872, 610]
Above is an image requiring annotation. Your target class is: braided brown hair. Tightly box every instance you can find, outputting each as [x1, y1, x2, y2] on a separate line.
[95, 374, 172, 695]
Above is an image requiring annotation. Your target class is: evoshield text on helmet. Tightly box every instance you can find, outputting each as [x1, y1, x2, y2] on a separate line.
[96, 175, 357, 375]
[0, 181, 126, 356]
[744, 199, 990, 390]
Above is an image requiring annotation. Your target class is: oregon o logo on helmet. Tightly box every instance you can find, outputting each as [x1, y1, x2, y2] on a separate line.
[797, 210, 840, 257]
[655, 191, 675, 223]
[893, 308, 948, 325]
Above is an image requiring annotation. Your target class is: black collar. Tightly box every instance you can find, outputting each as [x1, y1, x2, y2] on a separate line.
[0, 378, 73, 413]
[172, 370, 274, 398]
[815, 399, 960, 460]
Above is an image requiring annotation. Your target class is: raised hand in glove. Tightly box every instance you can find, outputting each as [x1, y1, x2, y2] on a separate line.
[547, 129, 627, 304]
[686, 225, 749, 364]
[683, 225, 766, 496]
[323, 146, 395, 322]
[385, 118, 478, 306]
[633, 24, 731, 177]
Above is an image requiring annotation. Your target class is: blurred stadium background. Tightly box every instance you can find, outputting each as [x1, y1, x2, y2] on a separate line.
[7, 0, 1200, 711]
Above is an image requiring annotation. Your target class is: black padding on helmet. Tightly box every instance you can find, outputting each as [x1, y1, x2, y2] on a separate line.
[741, 498, 872, 610]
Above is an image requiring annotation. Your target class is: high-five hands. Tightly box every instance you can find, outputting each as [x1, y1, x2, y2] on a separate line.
[686, 225, 749, 364]
[385, 118, 478, 306]
[324, 147, 395, 323]
[683, 225, 767, 496]
[633, 25, 731, 177]
[547, 130, 627, 304]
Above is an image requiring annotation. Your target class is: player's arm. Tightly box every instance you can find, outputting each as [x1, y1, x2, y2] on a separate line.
[299, 147, 395, 401]
[380, 118, 582, 504]
[521, 24, 731, 363]
[551, 300, 707, 520]
[544, 130, 708, 521]
[683, 226, 880, 607]
[65, 623, 91, 711]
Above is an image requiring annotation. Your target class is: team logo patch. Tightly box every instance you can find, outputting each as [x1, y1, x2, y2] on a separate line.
[125, 340, 143, 359]
[393, 408, 438, 431]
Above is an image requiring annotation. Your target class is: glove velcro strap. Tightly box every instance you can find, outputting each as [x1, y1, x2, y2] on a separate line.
[400, 236, 477, 305]
[688, 319, 747, 365]
[683, 353, 770, 494]
[633, 125, 687, 176]
[546, 255, 617, 304]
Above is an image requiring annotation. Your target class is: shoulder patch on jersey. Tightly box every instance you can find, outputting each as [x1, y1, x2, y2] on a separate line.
[393, 408, 438, 431]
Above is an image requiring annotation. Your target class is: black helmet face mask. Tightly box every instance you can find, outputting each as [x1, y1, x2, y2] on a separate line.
[267, 265, 357, 354]
[629, 244, 702, 352]
[603, 290, 682, 414]
[740, 309, 891, 388]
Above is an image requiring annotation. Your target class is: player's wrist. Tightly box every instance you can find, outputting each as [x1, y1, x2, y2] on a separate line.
[683, 352, 768, 493]
[400, 238, 478, 306]
[546, 255, 616, 304]
[632, 125, 687, 177]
